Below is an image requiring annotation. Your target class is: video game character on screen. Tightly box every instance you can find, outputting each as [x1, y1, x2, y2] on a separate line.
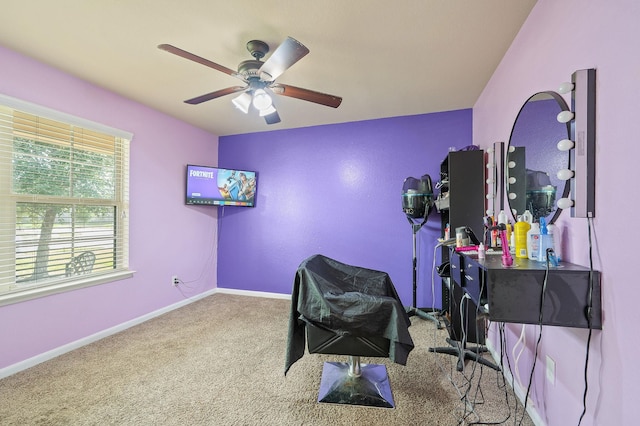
[218, 170, 256, 203]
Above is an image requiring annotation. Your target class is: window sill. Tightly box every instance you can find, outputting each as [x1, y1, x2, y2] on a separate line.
[0, 270, 135, 307]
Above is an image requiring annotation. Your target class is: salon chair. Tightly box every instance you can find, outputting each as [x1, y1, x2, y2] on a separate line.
[285, 254, 414, 408]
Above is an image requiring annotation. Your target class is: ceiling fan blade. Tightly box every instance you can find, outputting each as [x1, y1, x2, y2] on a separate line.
[263, 109, 281, 125]
[259, 37, 309, 81]
[271, 84, 342, 108]
[184, 86, 246, 105]
[158, 44, 242, 79]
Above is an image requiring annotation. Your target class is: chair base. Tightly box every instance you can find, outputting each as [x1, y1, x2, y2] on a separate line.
[429, 338, 500, 372]
[317, 361, 394, 408]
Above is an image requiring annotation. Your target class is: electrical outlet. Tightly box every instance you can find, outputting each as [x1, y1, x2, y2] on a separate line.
[546, 355, 555, 385]
[171, 275, 179, 286]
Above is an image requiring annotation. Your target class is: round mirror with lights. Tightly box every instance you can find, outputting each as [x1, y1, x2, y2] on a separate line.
[506, 91, 571, 224]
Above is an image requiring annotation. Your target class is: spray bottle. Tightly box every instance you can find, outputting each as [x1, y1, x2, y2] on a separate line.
[537, 217, 555, 262]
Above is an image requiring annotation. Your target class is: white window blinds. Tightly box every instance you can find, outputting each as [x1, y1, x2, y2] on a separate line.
[0, 94, 132, 303]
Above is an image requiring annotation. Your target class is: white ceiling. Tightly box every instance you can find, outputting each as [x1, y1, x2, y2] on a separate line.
[0, 1, 537, 136]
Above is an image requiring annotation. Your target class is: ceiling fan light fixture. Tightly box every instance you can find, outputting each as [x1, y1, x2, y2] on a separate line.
[232, 92, 252, 114]
[259, 105, 277, 117]
[160, 37, 342, 125]
[252, 89, 273, 111]
[259, 71, 272, 81]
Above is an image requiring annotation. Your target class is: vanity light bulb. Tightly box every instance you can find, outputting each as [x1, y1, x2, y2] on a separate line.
[558, 81, 575, 94]
[486, 162, 495, 169]
[486, 178, 494, 184]
[508, 192, 517, 200]
[557, 169, 575, 180]
[508, 161, 516, 168]
[557, 110, 574, 123]
[487, 148, 494, 154]
[508, 177, 516, 184]
[508, 146, 515, 153]
[557, 198, 574, 209]
[486, 209, 494, 216]
[512, 208, 518, 215]
[557, 139, 575, 151]
[486, 193, 495, 200]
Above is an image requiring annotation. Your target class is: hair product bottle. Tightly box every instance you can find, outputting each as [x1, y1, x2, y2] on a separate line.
[527, 222, 540, 261]
[514, 216, 531, 259]
[495, 210, 507, 247]
[548, 223, 562, 262]
[537, 217, 555, 262]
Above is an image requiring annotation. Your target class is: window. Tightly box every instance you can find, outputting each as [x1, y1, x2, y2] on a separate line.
[0, 95, 133, 305]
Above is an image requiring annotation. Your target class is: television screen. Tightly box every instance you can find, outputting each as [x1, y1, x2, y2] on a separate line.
[185, 164, 257, 207]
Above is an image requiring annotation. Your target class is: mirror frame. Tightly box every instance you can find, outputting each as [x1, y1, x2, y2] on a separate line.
[506, 91, 571, 225]
[486, 141, 504, 217]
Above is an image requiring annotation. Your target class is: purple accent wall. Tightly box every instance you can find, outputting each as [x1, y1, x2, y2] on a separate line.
[474, 0, 639, 424]
[0, 45, 219, 370]
[218, 110, 472, 308]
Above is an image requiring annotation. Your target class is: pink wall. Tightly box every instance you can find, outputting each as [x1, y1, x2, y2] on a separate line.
[0, 45, 219, 369]
[474, 1, 640, 424]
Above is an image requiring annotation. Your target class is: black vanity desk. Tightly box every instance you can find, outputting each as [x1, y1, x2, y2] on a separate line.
[449, 249, 601, 329]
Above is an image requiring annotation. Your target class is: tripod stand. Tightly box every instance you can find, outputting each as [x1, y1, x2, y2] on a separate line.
[405, 216, 441, 328]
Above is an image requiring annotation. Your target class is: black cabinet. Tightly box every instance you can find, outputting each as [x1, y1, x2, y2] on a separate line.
[439, 150, 485, 243]
[438, 150, 486, 344]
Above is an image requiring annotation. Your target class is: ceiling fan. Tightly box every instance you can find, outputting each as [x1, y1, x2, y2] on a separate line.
[158, 37, 342, 125]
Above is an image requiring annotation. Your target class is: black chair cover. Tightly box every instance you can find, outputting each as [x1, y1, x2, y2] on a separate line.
[285, 254, 414, 375]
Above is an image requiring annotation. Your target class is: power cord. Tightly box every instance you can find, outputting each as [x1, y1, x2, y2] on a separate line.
[497, 323, 522, 425]
[472, 276, 519, 425]
[578, 216, 596, 425]
[430, 243, 515, 425]
[512, 324, 527, 392]
[430, 244, 481, 424]
[518, 247, 552, 425]
[454, 293, 487, 425]
[174, 209, 219, 298]
[464, 285, 514, 426]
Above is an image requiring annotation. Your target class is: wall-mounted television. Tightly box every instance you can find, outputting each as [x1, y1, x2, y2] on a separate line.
[185, 164, 257, 207]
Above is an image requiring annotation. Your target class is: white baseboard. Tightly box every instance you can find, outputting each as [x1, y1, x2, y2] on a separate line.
[215, 287, 291, 300]
[485, 338, 546, 426]
[0, 288, 217, 379]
